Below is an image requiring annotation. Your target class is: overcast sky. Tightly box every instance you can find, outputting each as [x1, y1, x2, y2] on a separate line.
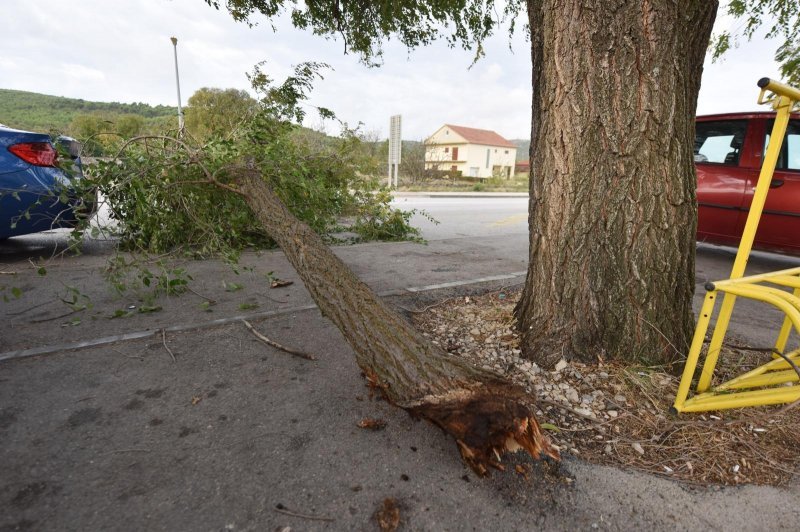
[0, 0, 786, 140]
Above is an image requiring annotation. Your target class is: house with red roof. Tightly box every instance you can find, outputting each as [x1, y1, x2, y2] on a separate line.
[424, 124, 517, 179]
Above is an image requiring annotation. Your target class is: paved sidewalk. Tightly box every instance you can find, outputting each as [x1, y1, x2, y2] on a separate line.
[1, 237, 798, 531]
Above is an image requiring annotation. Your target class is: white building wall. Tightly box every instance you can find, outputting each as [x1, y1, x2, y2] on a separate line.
[462, 145, 517, 178]
[424, 125, 517, 179]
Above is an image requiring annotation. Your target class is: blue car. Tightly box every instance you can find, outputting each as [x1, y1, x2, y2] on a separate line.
[0, 125, 92, 239]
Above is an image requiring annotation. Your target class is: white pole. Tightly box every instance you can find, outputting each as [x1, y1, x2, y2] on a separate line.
[170, 37, 184, 135]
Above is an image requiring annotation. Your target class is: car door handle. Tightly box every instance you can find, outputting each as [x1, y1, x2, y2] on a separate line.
[770, 178, 784, 188]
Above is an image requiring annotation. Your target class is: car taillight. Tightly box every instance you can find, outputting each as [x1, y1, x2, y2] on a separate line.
[8, 142, 58, 167]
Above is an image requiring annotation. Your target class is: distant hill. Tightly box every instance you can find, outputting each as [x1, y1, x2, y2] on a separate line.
[510, 139, 530, 161]
[0, 88, 176, 133]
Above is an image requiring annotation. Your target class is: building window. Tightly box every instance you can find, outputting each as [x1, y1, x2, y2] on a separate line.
[486, 148, 490, 168]
[504, 150, 509, 154]
[444, 147, 449, 153]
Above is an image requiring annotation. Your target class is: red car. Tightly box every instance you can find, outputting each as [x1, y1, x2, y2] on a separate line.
[695, 111, 800, 255]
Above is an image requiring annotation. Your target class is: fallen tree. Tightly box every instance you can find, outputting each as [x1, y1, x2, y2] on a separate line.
[236, 164, 559, 475]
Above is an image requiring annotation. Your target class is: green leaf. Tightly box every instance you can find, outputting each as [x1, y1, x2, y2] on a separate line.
[11, 286, 22, 299]
[224, 281, 244, 292]
[138, 305, 162, 314]
[110, 309, 132, 319]
[238, 302, 259, 311]
[540, 423, 561, 433]
[37, 266, 47, 276]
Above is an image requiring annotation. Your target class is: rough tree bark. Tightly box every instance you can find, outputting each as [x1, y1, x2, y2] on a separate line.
[516, 0, 718, 368]
[236, 169, 559, 475]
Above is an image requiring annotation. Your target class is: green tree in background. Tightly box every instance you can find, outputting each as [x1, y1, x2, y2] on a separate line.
[69, 114, 114, 155]
[184, 87, 259, 139]
[116, 114, 145, 139]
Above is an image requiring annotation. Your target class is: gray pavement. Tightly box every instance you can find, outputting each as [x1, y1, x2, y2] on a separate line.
[1, 200, 799, 530]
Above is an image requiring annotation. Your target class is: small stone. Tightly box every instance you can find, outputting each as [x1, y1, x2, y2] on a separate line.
[470, 328, 480, 336]
[574, 407, 594, 418]
[566, 389, 580, 404]
[614, 394, 627, 404]
[632, 442, 645, 455]
[607, 410, 618, 418]
[554, 359, 569, 372]
[604, 444, 612, 454]
[598, 371, 609, 379]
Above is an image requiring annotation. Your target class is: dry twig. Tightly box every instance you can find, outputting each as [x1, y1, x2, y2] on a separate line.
[242, 320, 315, 360]
[273, 505, 334, 522]
[161, 329, 176, 362]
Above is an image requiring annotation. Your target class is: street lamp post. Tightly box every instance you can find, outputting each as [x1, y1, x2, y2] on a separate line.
[170, 36, 185, 135]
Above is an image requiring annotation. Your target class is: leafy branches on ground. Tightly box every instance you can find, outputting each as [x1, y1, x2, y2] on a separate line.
[81, 62, 423, 258]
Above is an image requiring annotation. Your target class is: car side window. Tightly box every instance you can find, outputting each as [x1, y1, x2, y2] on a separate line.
[694, 120, 748, 165]
[764, 119, 800, 171]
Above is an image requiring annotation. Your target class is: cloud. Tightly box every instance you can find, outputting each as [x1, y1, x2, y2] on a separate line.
[58, 63, 106, 82]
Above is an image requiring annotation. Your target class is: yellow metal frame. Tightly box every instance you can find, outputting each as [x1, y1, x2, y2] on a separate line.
[673, 78, 800, 413]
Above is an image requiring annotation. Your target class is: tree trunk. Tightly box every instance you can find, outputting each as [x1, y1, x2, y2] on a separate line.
[236, 170, 558, 475]
[516, 0, 717, 368]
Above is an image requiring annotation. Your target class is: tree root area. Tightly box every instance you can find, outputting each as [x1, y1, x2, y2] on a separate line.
[410, 384, 560, 476]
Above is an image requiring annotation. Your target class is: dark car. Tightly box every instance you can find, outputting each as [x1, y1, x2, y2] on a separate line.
[0, 125, 92, 239]
[695, 111, 800, 255]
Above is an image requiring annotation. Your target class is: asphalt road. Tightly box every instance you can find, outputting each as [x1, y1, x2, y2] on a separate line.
[393, 195, 529, 240]
[1, 194, 799, 531]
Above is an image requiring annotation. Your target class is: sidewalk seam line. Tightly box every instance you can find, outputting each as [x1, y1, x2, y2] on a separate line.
[0, 271, 527, 363]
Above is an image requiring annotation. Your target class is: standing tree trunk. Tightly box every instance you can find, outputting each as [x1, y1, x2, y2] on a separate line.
[516, 0, 718, 368]
[236, 169, 558, 476]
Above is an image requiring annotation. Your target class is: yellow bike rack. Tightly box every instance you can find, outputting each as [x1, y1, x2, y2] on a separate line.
[673, 78, 800, 413]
